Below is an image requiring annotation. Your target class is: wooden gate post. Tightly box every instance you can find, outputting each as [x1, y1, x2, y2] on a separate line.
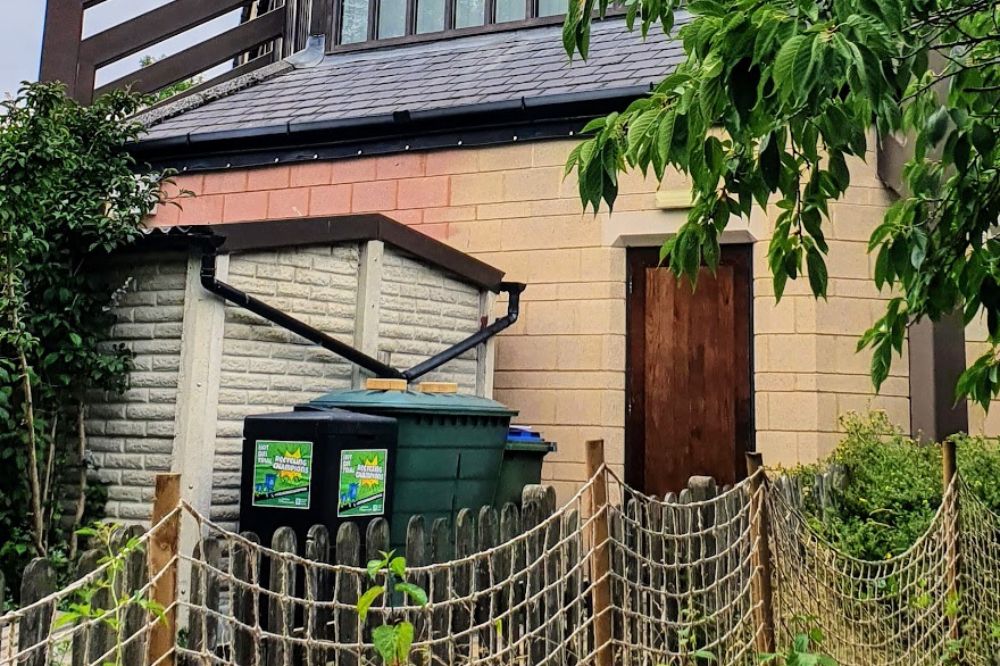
[585, 439, 613, 666]
[942, 440, 961, 642]
[148, 473, 181, 666]
[746, 453, 776, 654]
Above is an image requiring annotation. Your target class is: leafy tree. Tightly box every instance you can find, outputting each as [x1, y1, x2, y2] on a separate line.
[563, 0, 999, 404]
[0, 83, 171, 597]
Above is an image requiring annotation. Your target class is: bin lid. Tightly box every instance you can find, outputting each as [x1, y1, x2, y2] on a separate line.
[308, 388, 518, 417]
[505, 439, 557, 453]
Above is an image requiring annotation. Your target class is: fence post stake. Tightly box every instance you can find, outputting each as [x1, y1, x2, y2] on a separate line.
[746, 453, 776, 654]
[585, 439, 613, 666]
[942, 440, 960, 642]
[148, 473, 181, 666]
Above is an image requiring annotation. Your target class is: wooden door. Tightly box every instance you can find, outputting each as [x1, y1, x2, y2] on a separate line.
[625, 246, 753, 496]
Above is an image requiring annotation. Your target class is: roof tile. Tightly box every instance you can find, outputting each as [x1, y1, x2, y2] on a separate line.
[142, 16, 688, 142]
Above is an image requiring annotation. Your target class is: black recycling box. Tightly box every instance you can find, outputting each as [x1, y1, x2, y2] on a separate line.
[239, 408, 398, 550]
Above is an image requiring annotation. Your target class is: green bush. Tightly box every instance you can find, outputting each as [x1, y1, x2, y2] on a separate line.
[788, 411, 1000, 560]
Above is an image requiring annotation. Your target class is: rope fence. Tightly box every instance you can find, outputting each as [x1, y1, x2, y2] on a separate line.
[2, 439, 1000, 665]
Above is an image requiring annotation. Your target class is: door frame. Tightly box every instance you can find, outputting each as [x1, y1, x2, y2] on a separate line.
[624, 245, 755, 491]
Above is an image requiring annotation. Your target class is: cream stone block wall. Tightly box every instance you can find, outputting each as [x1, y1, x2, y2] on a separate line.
[965, 316, 1000, 435]
[149, 136, 908, 502]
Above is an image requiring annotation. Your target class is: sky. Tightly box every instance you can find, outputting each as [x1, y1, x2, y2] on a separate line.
[0, 1, 238, 99]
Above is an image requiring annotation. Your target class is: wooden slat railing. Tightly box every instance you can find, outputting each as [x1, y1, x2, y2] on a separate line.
[40, 0, 319, 104]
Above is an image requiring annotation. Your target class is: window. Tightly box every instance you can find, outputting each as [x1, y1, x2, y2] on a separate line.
[335, 0, 568, 46]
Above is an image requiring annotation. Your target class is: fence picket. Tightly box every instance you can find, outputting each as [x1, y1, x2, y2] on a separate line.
[690, 477, 718, 622]
[70, 550, 101, 666]
[647, 498, 664, 661]
[266, 527, 298, 666]
[453, 508, 476, 663]
[364, 518, 390, 642]
[188, 537, 222, 660]
[522, 485, 548, 666]
[544, 500, 563, 666]
[429, 517, 452, 666]
[475, 506, 498, 658]
[404, 515, 427, 662]
[499, 502, 522, 664]
[233, 531, 262, 666]
[561, 508, 585, 664]
[335, 522, 362, 666]
[121, 525, 150, 666]
[18, 558, 55, 666]
[305, 525, 332, 666]
[89, 536, 117, 666]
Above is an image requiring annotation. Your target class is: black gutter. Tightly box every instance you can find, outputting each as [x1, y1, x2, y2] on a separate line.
[200, 247, 404, 379]
[403, 281, 524, 381]
[132, 85, 652, 172]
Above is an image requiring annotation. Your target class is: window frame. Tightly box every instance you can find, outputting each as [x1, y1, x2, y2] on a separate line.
[330, 0, 583, 50]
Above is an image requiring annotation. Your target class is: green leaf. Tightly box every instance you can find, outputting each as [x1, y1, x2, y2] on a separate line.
[627, 108, 659, 160]
[656, 111, 676, 165]
[871, 341, 891, 390]
[953, 134, 971, 171]
[971, 123, 996, 157]
[580, 117, 607, 134]
[806, 248, 828, 299]
[759, 133, 781, 192]
[356, 585, 385, 622]
[372, 625, 397, 664]
[925, 107, 949, 147]
[389, 556, 407, 578]
[773, 34, 815, 101]
[395, 582, 429, 607]
[395, 621, 415, 662]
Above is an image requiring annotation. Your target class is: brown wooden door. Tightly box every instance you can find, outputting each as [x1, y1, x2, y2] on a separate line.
[626, 246, 753, 496]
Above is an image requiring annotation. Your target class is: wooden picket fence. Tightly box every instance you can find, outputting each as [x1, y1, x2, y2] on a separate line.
[7, 441, 992, 666]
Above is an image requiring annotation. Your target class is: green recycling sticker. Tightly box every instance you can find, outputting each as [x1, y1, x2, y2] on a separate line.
[338, 449, 388, 518]
[252, 440, 313, 510]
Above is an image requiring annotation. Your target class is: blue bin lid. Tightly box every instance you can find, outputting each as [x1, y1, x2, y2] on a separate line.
[507, 426, 544, 442]
[309, 388, 518, 417]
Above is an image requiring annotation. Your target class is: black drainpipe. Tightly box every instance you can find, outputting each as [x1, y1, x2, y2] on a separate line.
[402, 282, 524, 381]
[200, 246, 525, 383]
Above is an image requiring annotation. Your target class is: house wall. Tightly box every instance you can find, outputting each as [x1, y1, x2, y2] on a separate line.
[965, 318, 1000, 434]
[149, 138, 909, 501]
[379, 250, 482, 393]
[87, 254, 189, 521]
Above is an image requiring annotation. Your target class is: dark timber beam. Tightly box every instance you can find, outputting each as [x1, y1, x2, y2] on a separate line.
[39, 0, 85, 100]
[79, 0, 253, 69]
[909, 313, 969, 442]
[93, 8, 285, 99]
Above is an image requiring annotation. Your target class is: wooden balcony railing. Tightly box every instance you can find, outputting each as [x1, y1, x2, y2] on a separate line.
[39, 0, 574, 104]
[40, 0, 324, 104]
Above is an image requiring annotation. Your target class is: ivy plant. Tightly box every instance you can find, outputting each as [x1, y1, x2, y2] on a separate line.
[0, 82, 171, 600]
[563, 0, 999, 404]
[759, 615, 838, 665]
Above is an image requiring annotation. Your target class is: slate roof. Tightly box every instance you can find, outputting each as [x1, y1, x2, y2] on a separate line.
[141, 16, 688, 143]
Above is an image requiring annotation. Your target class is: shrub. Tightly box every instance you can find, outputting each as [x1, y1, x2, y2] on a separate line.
[788, 411, 1000, 560]
[0, 82, 171, 601]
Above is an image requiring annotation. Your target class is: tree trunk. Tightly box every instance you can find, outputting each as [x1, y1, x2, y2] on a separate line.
[18, 349, 46, 557]
[70, 403, 88, 560]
